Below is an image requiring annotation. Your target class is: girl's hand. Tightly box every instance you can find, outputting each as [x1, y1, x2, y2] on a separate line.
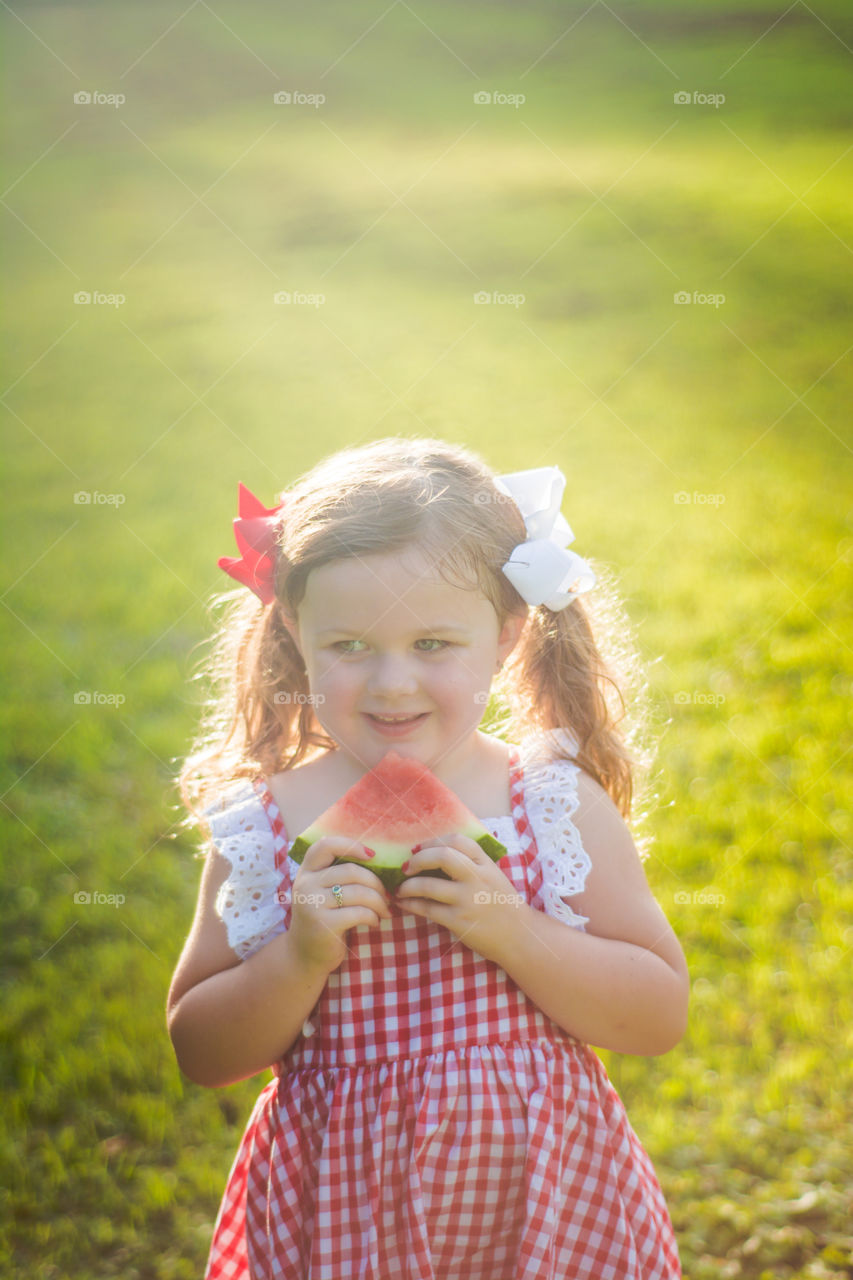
[289, 838, 392, 974]
[395, 835, 525, 963]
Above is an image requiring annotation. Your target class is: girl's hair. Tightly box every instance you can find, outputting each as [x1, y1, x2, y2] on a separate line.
[177, 437, 662, 854]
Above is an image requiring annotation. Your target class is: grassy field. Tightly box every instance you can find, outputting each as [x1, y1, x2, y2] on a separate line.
[2, 2, 852, 1276]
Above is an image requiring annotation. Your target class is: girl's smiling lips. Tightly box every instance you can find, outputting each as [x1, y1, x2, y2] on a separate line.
[363, 712, 430, 736]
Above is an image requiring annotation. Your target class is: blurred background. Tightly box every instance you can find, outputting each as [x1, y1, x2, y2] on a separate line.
[2, 2, 852, 1276]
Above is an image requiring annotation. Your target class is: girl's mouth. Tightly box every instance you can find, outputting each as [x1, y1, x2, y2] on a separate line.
[363, 712, 429, 736]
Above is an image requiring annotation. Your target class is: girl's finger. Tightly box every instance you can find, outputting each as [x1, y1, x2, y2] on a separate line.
[325, 883, 392, 919]
[324, 868, 392, 905]
[299, 836, 375, 871]
[396, 873, 455, 904]
[402, 838, 481, 882]
[411, 834, 485, 864]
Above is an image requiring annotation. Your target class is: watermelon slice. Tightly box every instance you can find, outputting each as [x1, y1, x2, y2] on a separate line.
[288, 750, 508, 892]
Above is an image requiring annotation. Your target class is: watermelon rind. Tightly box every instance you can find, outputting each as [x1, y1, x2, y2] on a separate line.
[288, 826, 506, 894]
[476, 832, 509, 862]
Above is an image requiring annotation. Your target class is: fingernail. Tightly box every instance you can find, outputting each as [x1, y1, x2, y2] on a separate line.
[362, 846, 376, 858]
[401, 859, 411, 873]
[410, 843, 423, 854]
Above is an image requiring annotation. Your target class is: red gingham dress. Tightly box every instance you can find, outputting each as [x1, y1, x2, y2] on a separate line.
[204, 744, 681, 1280]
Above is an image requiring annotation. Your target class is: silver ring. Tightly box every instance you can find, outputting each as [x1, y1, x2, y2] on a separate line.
[331, 883, 344, 909]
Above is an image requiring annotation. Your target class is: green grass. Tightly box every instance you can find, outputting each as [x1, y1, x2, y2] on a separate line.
[2, 3, 852, 1276]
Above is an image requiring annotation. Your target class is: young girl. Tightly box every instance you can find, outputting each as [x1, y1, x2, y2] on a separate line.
[168, 437, 688, 1280]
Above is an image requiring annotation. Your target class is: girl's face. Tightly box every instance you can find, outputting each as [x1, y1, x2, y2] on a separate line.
[282, 547, 525, 778]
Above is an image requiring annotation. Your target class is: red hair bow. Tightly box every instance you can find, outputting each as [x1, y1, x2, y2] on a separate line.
[217, 482, 286, 604]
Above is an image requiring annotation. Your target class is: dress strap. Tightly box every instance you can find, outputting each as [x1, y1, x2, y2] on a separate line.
[507, 744, 542, 870]
[506, 743, 546, 904]
[252, 777, 291, 874]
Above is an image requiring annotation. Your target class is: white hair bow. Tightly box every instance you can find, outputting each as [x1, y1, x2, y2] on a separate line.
[495, 466, 596, 611]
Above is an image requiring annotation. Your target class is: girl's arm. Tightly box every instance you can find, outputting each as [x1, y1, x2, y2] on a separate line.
[166, 850, 332, 1088]
[488, 770, 689, 1056]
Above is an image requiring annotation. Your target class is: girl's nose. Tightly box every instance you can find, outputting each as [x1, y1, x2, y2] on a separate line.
[366, 656, 419, 697]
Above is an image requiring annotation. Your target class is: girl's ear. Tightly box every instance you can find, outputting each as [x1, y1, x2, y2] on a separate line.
[496, 610, 527, 667]
[276, 606, 304, 657]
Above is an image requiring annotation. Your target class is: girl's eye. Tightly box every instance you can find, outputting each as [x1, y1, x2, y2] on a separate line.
[330, 639, 449, 654]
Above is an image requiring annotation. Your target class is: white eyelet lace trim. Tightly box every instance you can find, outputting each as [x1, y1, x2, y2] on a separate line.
[518, 730, 591, 930]
[204, 782, 292, 961]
